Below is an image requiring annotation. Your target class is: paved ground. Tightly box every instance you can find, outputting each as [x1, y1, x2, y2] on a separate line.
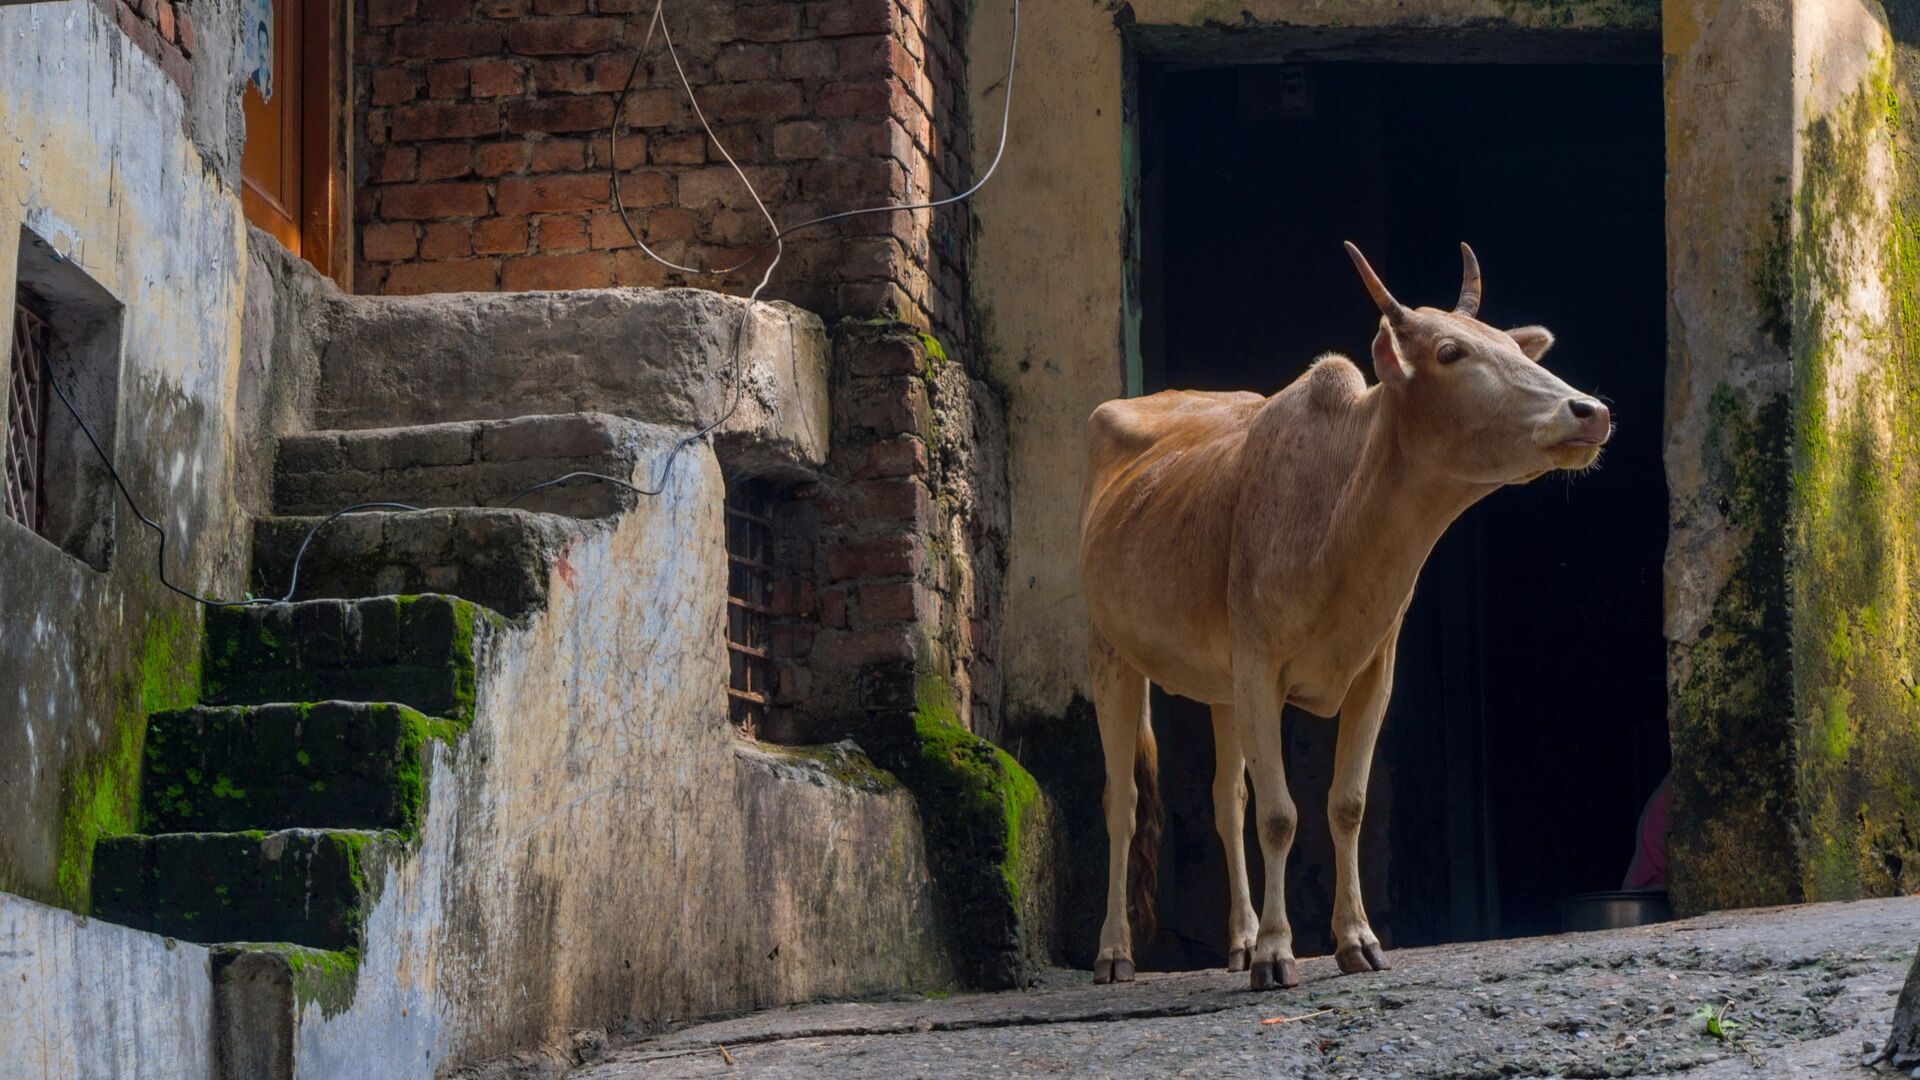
[487, 898, 1920, 1079]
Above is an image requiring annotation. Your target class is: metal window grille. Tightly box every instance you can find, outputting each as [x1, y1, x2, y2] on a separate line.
[725, 483, 775, 734]
[5, 297, 51, 535]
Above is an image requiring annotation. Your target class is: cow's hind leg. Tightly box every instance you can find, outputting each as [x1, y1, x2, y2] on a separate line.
[1091, 629, 1149, 984]
[1210, 704, 1258, 972]
[1236, 673, 1300, 991]
[1330, 640, 1395, 974]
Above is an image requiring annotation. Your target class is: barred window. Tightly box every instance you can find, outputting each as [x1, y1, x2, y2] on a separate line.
[5, 294, 51, 536]
[725, 481, 775, 735]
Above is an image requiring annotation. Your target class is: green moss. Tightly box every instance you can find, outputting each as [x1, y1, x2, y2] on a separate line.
[861, 672, 1045, 990]
[1785, 47, 1920, 901]
[219, 944, 362, 1020]
[391, 705, 459, 835]
[285, 946, 360, 1018]
[1667, 388, 1801, 915]
[1499, 0, 1660, 28]
[916, 332, 949, 366]
[56, 608, 201, 911]
[1753, 203, 1795, 350]
[448, 601, 481, 727]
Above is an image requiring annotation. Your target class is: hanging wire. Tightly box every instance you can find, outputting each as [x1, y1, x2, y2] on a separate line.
[36, 0, 1022, 608]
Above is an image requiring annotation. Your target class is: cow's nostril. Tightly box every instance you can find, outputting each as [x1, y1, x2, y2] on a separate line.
[1569, 399, 1598, 420]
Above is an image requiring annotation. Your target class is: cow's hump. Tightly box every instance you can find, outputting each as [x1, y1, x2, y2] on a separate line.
[1306, 353, 1366, 412]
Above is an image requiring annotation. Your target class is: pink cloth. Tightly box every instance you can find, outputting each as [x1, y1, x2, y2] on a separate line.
[1623, 775, 1671, 890]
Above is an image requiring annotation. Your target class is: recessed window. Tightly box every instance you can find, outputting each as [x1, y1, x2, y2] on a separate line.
[6, 227, 124, 569]
[725, 481, 776, 736]
[4, 292, 51, 535]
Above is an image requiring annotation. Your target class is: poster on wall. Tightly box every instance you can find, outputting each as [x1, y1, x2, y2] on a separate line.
[243, 0, 274, 99]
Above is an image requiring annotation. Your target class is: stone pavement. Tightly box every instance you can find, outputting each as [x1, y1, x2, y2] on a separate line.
[503, 898, 1920, 1079]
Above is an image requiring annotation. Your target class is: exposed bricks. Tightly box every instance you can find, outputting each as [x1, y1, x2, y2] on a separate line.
[496, 175, 607, 215]
[389, 102, 501, 141]
[356, 0, 975, 346]
[394, 25, 504, 60]
[500, 251, 613, 291]
[765, 320, 1003, 743]
[111, 0, 192, 94]
[381, 182, 490, 220]
[505, 96, 613, 134]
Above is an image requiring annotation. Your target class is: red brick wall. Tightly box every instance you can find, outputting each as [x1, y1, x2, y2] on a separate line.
[355, 0, 973, 344]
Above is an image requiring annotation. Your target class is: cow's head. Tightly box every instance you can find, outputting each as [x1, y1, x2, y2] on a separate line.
[1344, 242, 1611, 484]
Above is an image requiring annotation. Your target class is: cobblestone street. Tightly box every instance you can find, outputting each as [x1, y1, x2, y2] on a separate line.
[518, 899, 1920, 1079]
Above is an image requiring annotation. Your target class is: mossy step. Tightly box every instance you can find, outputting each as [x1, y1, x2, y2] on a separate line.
[251, 508, 593, 617]
[204, 595, 489, 723]
[91, 829, 400, 950]
[142, 702, 456, 834]
[211, 943, 363, 1051]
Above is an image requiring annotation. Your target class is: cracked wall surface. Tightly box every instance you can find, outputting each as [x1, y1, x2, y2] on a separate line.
[0, 0, 251, 915]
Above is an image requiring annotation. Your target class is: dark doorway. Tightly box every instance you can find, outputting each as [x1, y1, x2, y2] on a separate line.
[1134, 58, 1669, 966]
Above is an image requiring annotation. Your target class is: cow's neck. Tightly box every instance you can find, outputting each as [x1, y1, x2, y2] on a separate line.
[1325, 394, 1493, 598]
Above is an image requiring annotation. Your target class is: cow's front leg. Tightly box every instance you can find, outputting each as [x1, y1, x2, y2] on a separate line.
[1330, 639, 1395, 975]
[1210, 704, 1257, 972]
[1236, 680, 1299, 991]
[1090, 630, 1149, 984]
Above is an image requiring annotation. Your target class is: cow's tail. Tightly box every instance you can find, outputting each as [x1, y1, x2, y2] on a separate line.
[1129, 717, 1163, 950]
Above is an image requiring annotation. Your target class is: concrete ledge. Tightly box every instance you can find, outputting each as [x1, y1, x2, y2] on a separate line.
[313, 288, 829, 470]
[0, 891, 217, 1079]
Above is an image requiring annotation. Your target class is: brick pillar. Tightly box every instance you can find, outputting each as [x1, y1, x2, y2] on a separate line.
[807, 321, 939, 723]
[794, 320, 1043, 989]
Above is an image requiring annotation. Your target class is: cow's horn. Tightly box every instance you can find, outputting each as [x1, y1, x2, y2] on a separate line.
[1344, 242, 1406, 324]
[1456, 242, 1483, 317]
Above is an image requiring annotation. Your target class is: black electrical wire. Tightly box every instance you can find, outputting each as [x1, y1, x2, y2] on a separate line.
[37, 0, 1022, 609]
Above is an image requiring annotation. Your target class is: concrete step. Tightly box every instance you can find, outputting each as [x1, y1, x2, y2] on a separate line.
[250, 508, 591, 617]
[141, 702, 455, 834]
[275, 412, 652, 519]
[90, 829, 402, 950]
[312, 288, 829, 470]
[211, 944, 359, 1080]
[203, 595, 491, 723]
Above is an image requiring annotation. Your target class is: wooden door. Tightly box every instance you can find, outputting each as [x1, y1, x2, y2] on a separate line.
[240, 0, 343, 283]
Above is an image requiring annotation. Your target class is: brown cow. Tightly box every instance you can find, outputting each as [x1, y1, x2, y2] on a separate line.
[1078, 243, 1612, 990]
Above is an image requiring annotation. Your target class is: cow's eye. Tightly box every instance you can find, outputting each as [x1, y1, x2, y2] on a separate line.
[1437, 342, 1466, 365]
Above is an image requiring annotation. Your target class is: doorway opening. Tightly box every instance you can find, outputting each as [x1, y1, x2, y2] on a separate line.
[240, 0, 350, 285]
[1133, 55, 1669, 966]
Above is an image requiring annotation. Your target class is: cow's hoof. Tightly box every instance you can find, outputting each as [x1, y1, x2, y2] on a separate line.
[1336, 942, 1390, 974]
[1226, 947, 1250, 973]
[1249, 957, 1299, 991]
[1094, 957, 1135, 984]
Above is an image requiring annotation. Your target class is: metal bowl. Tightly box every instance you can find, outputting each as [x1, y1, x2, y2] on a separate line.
[1559, 889, 1673, 933]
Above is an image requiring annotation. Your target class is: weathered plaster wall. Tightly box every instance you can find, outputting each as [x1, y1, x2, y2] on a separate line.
[288, 433, 953, 1076]
[965, 0, 1661, 729]
[1785, 0, 1920, 901]
[1661, 0, 1920, 914]
[1660, 0, 1805, 914]
[0, 892, 216, 1080]
[0, 2, 249, 910]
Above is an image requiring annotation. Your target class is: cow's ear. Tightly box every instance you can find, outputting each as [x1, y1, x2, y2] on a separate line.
[1372, 322, 1409, 385]
[1509, 326, 1555, 362]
